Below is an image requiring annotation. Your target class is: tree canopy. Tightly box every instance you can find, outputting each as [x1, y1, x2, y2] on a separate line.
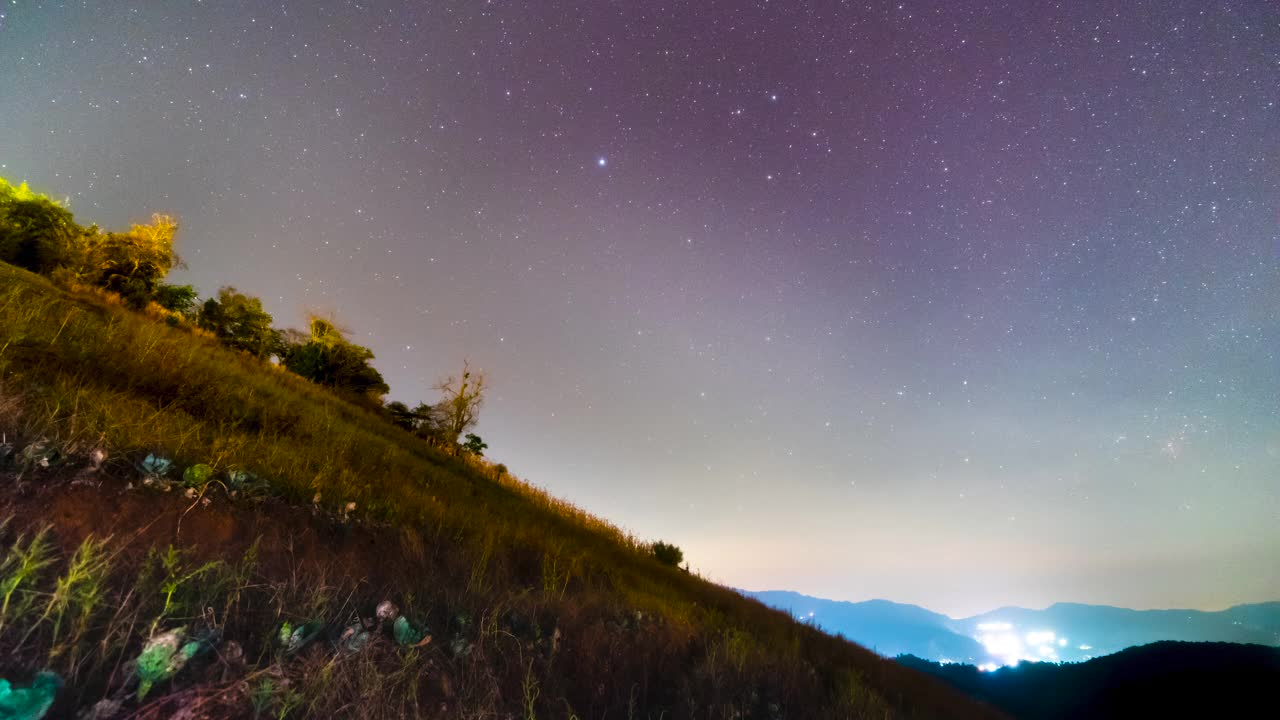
[0, 178, 180, 308]
[197, 287, 278, 358]
[281, 317, 390, 399]
[0, 178, 85, 275]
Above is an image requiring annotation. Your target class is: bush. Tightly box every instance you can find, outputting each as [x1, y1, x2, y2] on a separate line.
[652, 541, 683, 567]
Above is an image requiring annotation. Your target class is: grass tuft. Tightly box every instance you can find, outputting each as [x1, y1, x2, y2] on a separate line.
[0, 523, 58, 634]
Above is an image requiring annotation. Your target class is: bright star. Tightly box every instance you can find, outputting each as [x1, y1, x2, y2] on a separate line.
[597, 157, 607, 167]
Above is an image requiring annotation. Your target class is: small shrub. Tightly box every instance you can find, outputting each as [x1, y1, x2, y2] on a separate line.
[652, 541, 683, 567]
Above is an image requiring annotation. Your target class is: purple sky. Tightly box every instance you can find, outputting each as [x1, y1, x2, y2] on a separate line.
[1, 0, 1276, 616]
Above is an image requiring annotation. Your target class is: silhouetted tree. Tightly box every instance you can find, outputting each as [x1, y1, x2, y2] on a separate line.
[197, 287, 277, 357]
[462, 433, 488, 456]
[652, 541, 683, 567]
[385, 401, 418, 431]
[405, 401, 446, 444]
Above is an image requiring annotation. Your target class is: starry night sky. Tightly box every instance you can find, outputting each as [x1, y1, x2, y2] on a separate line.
[2, 1, 1277, 617]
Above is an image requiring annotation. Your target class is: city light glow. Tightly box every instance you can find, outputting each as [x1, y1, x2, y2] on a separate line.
[974, 624, 1078, 666]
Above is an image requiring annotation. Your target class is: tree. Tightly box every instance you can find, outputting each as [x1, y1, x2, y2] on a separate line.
[80, 214, 180, 307]
[409, 402, 446, 444]
[281, 317, 389, 399]
[0, 178, 180, 309]
[0, 178, 86, 275]
[462, 433, 488, 456]
[385, 401, 417, 431]
[197, 287, 277, 358]
[433, 361, 486, 450]
[153, 284, 198, 315]
[652, 541, 684, 567]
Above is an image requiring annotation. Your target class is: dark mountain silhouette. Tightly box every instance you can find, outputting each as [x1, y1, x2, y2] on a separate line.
[897, 641, 1280, 720]
[745, 590, 1280, 664]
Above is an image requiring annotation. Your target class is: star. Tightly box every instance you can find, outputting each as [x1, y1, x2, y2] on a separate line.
[2, 0, 1270, 623]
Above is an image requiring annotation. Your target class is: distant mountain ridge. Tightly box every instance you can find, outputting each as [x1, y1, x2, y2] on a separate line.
[957, 600, 1280, 662]
[744, 590, 1280, 665]
[745, 591, 989, 662]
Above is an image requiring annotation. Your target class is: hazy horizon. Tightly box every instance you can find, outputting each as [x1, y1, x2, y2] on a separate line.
[741, 586, 1280, 621]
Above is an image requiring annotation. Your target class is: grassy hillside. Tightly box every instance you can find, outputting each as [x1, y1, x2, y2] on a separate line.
[0, 261, 1002, 719]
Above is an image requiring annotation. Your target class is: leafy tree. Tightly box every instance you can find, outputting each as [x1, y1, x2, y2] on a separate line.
[0, 178, 86, 274]
[80, 214, 180, 307]
[153, 284, 198, 315]
[652, 541, 684, 567]
[433, 361, 486, 449]
[382, 400, 450, 443]
[462, 433, 488, 456]
[197, 287, 277, 357]
[281, 317, 389, 398]
[385, 401, 417, 431]
[0, 179, 180, 308]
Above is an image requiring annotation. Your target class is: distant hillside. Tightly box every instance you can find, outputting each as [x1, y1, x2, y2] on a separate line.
[0, 260, 1005, 718]
[745, 590, 1280, 665]
[897, 641, 1280, 720]
[747, 591, 992, 664]
[957, 601, 1280, 662]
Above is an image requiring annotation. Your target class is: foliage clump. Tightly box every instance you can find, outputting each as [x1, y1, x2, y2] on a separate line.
[0, 176, 397, 403]
[280, 317, 389, 398]
[652, 541, 684, 567]
[0, 178, 180, 309]
[196, 287, 279, 358]
[462, 433, 488, 456]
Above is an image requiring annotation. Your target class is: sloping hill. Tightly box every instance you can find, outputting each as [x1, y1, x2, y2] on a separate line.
[898, 641, 1280, 720]
[0, 261, 1004, 718]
